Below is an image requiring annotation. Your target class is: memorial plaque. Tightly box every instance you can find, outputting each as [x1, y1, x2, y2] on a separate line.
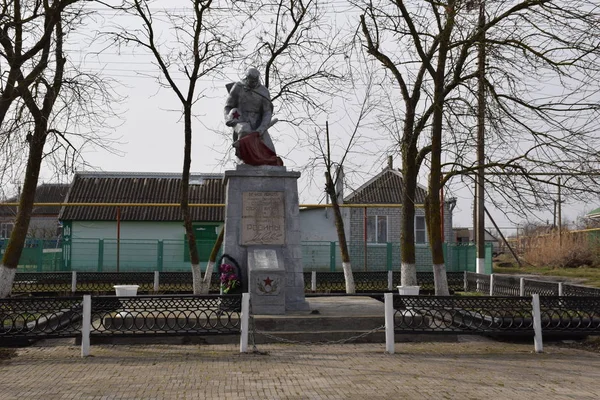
[242, 192, 285, 245]
[253, 249, 279, 269]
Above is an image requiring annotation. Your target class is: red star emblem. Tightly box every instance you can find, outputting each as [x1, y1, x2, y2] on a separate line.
[263, 276, 273, 287]
[232, 110, 240, 119]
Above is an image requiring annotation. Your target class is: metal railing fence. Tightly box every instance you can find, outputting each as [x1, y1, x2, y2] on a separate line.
[390, 295, 536, 334]
[465, 272, 600, 297]
[12, 270, 600, 297]
[90, 295, 242, 337]
[0, 296, 83, 339]
[383, 293, 600, 354]
[0, 294, 242, 341]
[3, 292, 598, 357]
[13, 271, 467, 295]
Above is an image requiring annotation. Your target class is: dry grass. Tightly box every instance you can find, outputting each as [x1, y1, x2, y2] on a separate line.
[495, 231, 600, 287]
[521, 231, 600, 269]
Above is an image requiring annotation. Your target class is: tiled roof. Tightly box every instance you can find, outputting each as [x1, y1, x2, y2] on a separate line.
[0, 183, 69, 216]
[344, 169, 427, 204]
[59, 172, 225, 222]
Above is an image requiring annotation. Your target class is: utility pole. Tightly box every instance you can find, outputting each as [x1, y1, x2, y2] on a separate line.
[475, 0, 486, 274]
[558, 177, 562, 247]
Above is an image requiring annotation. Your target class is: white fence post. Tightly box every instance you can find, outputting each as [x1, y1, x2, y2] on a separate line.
[311, 271, 317, 292]
[463, 271, 468, 292]
[154, 271, 160, 292]
[384, 293, 395, 354]
[558, 282, 563, 296]
[240, 293, 250, 353]
[71, 271, 77, 293]
[520, 278, 525, 297]
[81, 295, 91, 357]
[388, 271, 393, 291]
[489, 274, 494, 296]
[532, 294, 543, 353]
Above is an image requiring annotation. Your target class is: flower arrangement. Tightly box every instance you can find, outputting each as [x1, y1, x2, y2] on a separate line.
[219, 263, 240, 294]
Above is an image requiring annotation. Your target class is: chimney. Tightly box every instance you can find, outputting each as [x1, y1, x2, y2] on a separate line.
[387, 155, 393, 169]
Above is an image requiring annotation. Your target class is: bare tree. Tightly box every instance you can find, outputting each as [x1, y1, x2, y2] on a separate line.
[304, 73, 375, 293]
[358, 1, 441, 291]
[441, 0, 600, 227]
[357, 0, 600, 294]
[0, 1, 121, 297]
[103, 0, 238, 293]
[0, 0, 75, 197]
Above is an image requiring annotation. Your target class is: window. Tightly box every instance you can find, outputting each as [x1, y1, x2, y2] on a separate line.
[415, 216, 427, 243]
[367, 215, 387, 243]
[1, 223, 13, 239]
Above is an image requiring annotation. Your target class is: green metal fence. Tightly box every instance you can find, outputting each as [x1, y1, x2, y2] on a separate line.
[1, 238, 492, 273]
[0, 239, 63, 272]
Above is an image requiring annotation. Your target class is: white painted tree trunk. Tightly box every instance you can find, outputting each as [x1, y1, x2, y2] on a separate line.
[0, 265, 16, 298]
[432, 263, 450, 296]
[199, 260, 215, 294]
[342, 262, 355, 294]
[191, 263, 203, 295]
[401, 262, 418, 286]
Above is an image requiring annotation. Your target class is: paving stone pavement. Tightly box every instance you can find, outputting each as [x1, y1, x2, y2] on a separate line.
[1, 339, 599, 399]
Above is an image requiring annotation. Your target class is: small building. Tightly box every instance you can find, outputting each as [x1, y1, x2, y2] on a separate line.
[59, 171, 225, 271]
[319, 163, 456, 271]
[0, 183, 69, 239]
[453, 227, 502, 256]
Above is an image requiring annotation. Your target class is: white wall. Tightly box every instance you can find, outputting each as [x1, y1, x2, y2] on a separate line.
[299, 207, 350, 242]
[68, 221, 223, 272]
[71, 221, 188, 240]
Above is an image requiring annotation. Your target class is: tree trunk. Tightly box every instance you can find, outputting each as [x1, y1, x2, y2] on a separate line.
[0, 124, 47, 297]
[200, 226, 224, 294]
[425, 195, 450, 296]
[326, 175, 355, 293]
[333, 203, 355, 293]
[182, 105, 201, 294]
[323, 123, 355, 293]
[400, 142, 418, 287]
[0, 18, 65, 297]
[425, 2, 455, 296]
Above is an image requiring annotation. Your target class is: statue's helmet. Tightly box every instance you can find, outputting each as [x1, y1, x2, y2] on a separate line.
[244, 68, 261, 88]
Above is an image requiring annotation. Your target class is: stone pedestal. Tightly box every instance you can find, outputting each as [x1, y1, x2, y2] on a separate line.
[223, 165, 310, 314]
[247, 248, 285, 314]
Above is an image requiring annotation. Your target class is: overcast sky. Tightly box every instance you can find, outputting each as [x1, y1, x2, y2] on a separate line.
[18, 1, 598, 235]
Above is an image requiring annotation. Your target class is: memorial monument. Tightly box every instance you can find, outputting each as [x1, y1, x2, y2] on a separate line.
[222, 68, 309, 314]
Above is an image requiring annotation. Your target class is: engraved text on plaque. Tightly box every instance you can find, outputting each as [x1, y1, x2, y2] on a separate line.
[241, 192, 285, 245]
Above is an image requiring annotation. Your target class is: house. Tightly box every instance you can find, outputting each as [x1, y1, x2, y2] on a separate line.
[0, 183, 69, 239]
[59, 171, 225, 271]
[344, 166, 454, 243]
[306, 162, 456, 271]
